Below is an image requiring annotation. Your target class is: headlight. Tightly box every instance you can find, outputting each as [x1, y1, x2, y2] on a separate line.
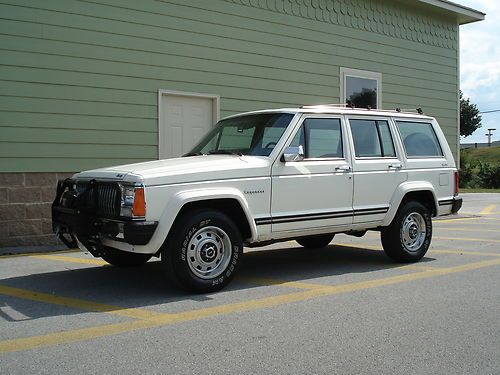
[119, 184, 146, 219]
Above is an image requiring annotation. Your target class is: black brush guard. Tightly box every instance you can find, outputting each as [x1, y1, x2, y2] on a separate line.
[52, 179, 157, 257]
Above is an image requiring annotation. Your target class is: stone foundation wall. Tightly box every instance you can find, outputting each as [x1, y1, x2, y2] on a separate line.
[0, 172, 74, 249]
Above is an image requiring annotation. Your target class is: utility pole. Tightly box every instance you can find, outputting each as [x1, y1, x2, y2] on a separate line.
[485, 128, 496, 146]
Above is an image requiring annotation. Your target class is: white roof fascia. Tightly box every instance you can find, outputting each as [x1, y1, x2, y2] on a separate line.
[417, 0, 485, 24]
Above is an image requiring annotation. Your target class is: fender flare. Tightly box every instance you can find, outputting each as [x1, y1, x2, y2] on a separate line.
[382, 181, 437, 226]
[143, 187, 258, 252]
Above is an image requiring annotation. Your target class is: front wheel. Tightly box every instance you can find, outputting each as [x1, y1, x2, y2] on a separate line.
[381, 201, 432, 262]
[162, 209, 243, 293]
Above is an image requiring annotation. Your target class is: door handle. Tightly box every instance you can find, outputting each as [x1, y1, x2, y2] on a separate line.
[388, 164, 402, 170]
[335, 165, 351, 172]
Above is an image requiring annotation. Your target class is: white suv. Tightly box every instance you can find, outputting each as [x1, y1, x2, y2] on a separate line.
[53, 106, 462, 292]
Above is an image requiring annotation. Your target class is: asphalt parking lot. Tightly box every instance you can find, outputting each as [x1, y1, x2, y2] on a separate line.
[0, 193, 499, 374]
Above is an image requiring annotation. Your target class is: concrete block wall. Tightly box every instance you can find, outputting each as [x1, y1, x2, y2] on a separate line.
[0, 172, 74, 248]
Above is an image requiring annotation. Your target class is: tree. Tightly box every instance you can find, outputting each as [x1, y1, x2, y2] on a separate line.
[460, 90, 482, 137]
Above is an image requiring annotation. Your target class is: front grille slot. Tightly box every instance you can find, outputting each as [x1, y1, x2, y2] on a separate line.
[72, 180, 121, 218]
[96, 183, 120, 217]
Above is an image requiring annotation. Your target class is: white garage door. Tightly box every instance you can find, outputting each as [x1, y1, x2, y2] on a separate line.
[159, 91, 219, 159]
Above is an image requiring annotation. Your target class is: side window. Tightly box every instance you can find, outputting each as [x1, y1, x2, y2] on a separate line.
[289, 118, 343, 159]
[349, 119, 396, 158]
[396, 121, 443, 157]
[377, 121, 396, 157]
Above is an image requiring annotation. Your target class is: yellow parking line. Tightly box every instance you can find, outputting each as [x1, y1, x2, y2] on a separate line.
[0, 285, 167, 321]
[239, 276, 330, 290]
[31, 254, 107, 266]
[434, 236, 500, 243]
[0, 319, 160, 354]
[334, 243, 500, 258]
[435, 227, 499, 233]
[479, 204, 497, 215]
[429, 249, 500, 257]
[0, 249, 79, 259]
[435, 221, 499, 226]
[433, 217, 480, 223]
[1, 257, 499, 353]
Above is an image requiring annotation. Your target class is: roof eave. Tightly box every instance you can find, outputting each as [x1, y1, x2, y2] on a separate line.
[417, 0, 485, 25]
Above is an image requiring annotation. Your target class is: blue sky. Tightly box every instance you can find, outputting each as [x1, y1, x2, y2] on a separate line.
[458, 0, 500, 144]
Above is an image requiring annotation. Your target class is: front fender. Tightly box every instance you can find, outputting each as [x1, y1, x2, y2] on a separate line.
[382, 181, 437, 226]
[146, 187, 257, 252]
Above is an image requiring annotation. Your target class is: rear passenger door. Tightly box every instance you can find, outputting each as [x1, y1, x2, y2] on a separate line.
[346, 116, 407, 224]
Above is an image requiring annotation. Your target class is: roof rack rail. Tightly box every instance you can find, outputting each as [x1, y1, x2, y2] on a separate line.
[395, 107, 424, 115]
[300, 103, 350, 109]
[300, 104, 426, 115]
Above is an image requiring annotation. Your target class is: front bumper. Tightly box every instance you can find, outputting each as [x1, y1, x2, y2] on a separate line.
[52, 178, 157, 253]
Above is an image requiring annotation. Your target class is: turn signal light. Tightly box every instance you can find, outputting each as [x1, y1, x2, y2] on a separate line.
[132, 187, 146, 217]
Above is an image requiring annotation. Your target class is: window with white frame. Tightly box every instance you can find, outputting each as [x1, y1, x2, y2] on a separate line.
[340, 68, 382, 109]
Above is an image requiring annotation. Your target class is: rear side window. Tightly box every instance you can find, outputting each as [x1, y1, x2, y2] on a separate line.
[396, 121, 443, 157]
[349, 119, 396, 157]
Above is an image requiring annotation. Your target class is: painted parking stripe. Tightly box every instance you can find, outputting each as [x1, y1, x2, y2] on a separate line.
[364, 230, 500, 243]
[0, 249, 78, 259]
[335, 243, 500, 258]
[479, 204, 497, 215]
[31, 254, 107, 265]
[0, 284, 166, 321]
[1, 258, 499, 354]
[434, 236, 500, 243]
[434, 227, 500, 233]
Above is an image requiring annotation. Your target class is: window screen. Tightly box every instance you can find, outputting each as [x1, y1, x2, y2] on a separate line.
[349, 119, 395, 157]
[396, 121, 443, 157]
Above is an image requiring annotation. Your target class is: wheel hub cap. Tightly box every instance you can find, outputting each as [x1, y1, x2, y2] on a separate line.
[401, 212, 426, 252]
[200, 243, 218, 263]
[186, 226, 232, 279]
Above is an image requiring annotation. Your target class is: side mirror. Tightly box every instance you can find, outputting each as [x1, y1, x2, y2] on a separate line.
[281, 145, 305, 162]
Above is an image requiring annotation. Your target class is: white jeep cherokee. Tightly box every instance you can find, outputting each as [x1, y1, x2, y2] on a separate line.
[52, 106, 462, 292]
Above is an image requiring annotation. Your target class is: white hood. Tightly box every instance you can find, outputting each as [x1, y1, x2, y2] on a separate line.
[74, 155, 271, 186]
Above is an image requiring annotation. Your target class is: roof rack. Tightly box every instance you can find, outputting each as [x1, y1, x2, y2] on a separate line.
[300, 104, 425, 115]
[300, 103, 350, 109]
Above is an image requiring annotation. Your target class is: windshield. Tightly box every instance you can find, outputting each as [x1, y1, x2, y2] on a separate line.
[188, 113, 294, 157]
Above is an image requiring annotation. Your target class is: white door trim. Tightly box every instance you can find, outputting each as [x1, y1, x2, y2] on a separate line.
[158, 89, 220, 159]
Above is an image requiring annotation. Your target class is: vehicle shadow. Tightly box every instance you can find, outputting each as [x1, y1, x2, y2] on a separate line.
[0, 244, 435, 322]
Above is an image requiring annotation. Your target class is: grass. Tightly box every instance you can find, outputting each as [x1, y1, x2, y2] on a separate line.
[461, 146, 500, 163]
[460, 188, 500, 193]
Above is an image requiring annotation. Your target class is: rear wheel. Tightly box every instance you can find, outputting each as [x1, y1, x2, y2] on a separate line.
[101, 252, 152, 267]
[162, 209, 243, 293]
[296, 234, 335, 249]
[381, 201, 432, 262]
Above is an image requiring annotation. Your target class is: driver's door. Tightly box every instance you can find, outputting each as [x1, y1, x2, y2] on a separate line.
[270, 115, 354, 233]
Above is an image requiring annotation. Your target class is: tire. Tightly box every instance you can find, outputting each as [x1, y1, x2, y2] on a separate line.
[296, 234, 335, 249]
[101, 251, 152, 267]
[162, 209, 243, 293]
[381, 201, 432, 262]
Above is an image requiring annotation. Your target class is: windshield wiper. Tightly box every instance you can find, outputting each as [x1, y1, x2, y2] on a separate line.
[208, 150, 243, 156]
[182, 151, 206, 157]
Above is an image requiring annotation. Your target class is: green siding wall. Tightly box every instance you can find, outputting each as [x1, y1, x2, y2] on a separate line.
[0, 0, 459, 172]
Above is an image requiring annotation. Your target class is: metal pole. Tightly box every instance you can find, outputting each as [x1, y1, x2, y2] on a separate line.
[485, 128, 496, 146]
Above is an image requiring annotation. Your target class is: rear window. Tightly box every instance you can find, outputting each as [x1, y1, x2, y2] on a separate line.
[396, 121, 443, 157]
